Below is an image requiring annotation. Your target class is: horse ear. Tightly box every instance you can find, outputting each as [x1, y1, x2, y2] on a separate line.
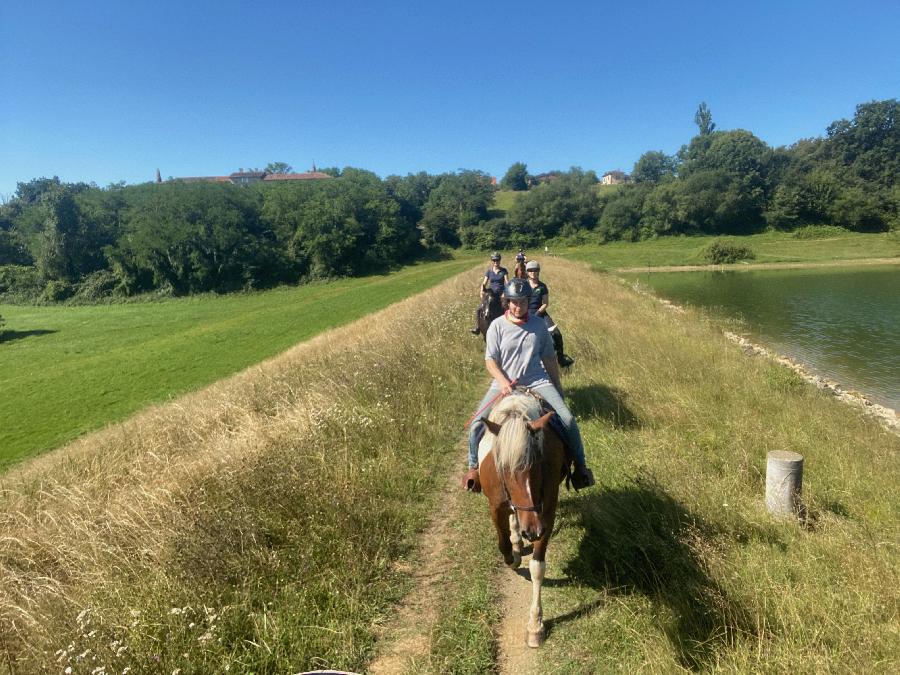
[481, 417, 502, 435]
[527, 412, 555, 433]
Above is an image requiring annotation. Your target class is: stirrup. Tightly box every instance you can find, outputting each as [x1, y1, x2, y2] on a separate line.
[462, 468, 481, 493]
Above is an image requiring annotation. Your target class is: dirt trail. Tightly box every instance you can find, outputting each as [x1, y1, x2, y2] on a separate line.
[497, 564, 540, 675]
[368, 453, 543, 675]
[368, 465, 464, 675]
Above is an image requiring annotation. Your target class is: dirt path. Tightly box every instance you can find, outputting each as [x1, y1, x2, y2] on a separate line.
[496, 563, 540, 675]
[615, 256, 899, 273]
[368, 464, 465, 675]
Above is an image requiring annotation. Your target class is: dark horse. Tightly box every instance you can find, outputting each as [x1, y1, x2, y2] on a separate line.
[475, 291, 505, 340]
[477, 391, 566, 647]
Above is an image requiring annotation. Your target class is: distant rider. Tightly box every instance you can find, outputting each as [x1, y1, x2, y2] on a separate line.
[525, 260, 574, 367]
[513, 251, 527, 279]
[470, 252, 509, 335]
[463, 278, 594, 491]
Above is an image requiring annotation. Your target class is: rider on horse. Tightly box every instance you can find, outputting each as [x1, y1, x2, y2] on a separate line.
[463, 278, 595, 491]
[513, 251, 527, 279]
[525, 260, 575, 368]
[470, 252, 509, 335]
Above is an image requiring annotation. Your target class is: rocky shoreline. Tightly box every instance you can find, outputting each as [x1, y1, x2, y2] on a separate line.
[722, 331, 899, 435]
[643, 286, 899, 436]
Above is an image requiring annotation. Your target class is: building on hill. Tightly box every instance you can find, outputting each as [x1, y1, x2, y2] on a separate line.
[601, 170, 630, 185]
[167, 167, 332, 185]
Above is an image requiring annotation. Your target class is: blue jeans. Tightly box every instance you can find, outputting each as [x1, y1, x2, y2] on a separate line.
[467, 383, 586, 468]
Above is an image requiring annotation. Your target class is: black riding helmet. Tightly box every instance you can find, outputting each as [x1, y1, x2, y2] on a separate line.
[504, 278, 532, 300]
[515, 252, 525, 262]
[490, 251, 501, 262]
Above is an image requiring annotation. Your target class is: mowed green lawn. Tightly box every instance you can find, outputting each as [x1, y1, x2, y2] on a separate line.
[0, 257, 478, 469]
[559, 230, 900, 270]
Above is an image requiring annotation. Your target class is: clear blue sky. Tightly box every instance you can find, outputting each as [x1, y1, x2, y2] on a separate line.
[2, 1, 898, 197]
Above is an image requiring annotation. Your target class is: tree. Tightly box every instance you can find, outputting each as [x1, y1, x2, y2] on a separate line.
[694, 102, 716, 136]
[419, 171, 495, 247]
[500, 162, 530, 191]
[265, 162, 293, 174]
[632, 151, 678, 183]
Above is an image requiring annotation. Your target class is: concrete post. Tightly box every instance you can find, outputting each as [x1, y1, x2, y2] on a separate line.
[766, 450, 804, 518]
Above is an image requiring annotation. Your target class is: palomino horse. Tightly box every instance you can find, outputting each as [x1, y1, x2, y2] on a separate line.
[477, 391, 566, 647]
[475, 291, 505, 340]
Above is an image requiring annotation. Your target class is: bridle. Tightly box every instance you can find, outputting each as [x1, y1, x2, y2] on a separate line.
[499, 470, 543, 515]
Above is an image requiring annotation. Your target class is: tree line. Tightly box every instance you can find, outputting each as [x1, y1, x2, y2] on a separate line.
[0, 99, 895, 301]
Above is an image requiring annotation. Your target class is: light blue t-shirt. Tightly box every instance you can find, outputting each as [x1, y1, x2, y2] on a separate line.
[485, 313, 555, 388]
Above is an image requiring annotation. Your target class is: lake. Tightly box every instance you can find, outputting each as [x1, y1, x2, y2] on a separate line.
[624, 265, 899, 411]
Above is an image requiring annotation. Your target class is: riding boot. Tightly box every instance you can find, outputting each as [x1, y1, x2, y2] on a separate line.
[571, 464, 595, 490]
[552, 329, 575, 367]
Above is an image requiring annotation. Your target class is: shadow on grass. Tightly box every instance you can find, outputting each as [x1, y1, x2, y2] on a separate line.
[0, 329, 57, 344]
[555, 476, 757, 670]
[567, 383, 641, 428]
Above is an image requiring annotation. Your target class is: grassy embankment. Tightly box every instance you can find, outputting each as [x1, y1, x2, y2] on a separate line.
[2, 259, 896, 672]
[0, 269, 490, 672]
[423, 261, 899, 672]
[562, 230, 900, 271]
[0, 256, 478, 469]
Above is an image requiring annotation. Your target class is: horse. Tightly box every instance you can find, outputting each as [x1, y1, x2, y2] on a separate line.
[476, 391, 566, 647]
[475, 291, 505, 340]
[513, 260, 527, 279]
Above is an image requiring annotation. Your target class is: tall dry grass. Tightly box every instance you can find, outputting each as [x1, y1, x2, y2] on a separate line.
[528, 260, 898, 672]
[0, 272, 487, 673]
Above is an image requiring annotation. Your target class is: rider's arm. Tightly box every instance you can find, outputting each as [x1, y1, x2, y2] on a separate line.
[536, 291, 549, 316]
[479, 274, 488, 295]
[486, 358, 514, 395]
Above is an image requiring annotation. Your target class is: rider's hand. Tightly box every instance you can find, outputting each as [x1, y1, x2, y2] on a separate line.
[500, 381, 514, 396]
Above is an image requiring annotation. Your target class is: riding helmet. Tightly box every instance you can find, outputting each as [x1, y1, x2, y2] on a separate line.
[490, 251, 501, 261]
[525, 260, 540, 271]
[515, 252, 526, 262]
[504, 278, 532, 300]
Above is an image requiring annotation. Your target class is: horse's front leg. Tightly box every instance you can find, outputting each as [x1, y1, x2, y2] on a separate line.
[526, 537, 548, 647]
[509, 513, 523, 561]
[490, 503, 519, 569]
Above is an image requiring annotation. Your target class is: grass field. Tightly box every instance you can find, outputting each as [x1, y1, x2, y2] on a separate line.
[0, 257, 478, 469]
[559, 230, 900, 271]
[1, 259, 896, 672]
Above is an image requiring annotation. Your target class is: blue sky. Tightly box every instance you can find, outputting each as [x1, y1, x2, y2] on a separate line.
[1, 1, 898, 196]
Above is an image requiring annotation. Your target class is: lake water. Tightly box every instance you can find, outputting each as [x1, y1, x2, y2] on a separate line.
[624, 265, 900, 411]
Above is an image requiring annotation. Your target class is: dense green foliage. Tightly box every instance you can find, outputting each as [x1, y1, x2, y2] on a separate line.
[1, 99, 896, 299]
[701, 239, 756, 264]
[500, 161, 530, 191]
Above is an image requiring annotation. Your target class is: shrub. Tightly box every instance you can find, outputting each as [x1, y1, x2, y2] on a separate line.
[42, 279, 75, 302]
[702, 239, 756, 264]
[0, 265, 43, 301]
[72, 269, 122, 302]
[792, 224, 850, 239]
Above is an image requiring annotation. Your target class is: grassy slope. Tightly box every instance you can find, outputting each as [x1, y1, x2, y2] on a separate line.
[428, 261, 898, 672]
[0, 273, 490, 672]
[560, 230, 900, 270]
[0, 259, 896, 672]
[0, 257, 477, 469]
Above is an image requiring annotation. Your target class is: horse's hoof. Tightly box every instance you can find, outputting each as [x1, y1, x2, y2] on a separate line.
[506, 552, 521, 570]
[526, 624, 545, 648]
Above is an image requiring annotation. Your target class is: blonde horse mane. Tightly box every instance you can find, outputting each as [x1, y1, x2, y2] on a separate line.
[489, 392, 543, 475]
